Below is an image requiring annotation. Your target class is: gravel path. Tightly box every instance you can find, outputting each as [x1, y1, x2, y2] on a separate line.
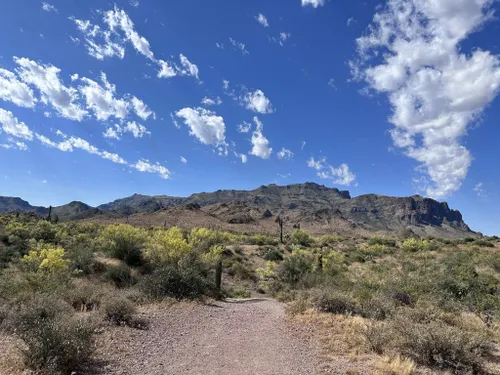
[101, 298, 322, 375]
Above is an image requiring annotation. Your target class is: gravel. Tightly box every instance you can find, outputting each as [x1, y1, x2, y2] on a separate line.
[99, 298, 322, 375]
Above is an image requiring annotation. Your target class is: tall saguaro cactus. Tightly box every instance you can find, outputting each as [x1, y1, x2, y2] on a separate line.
[276, 216, 284, 244]
[47, 206, 52, 221]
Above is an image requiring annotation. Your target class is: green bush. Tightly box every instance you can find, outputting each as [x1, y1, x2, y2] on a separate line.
[13, 296, 96, 374]
[402, 238, 429, 252]
[105, 264, 136, 288]
[65, 234, 96, 274]
[314, 291, 358, 315]
[290, 229, 314, 247]
[277, 254, 313, 284]
[258, 246, 284, 261]
[368, 235, 396, 247]
[98, 224, 146, 266]
[140, 265, 218, 300]
[102, 296, 136, 326]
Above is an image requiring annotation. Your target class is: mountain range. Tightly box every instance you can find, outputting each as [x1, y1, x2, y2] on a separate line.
[0, 182, 473, 238]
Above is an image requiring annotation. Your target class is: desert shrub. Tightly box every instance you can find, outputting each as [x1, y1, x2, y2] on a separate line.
[321, 250, 346, 276]
[258, 246, 283, 261]
[64, 283, 105, 312]
[140, 264, 217, 300]
[105, 263, 135, 288]
[391, 291, 414, 307]
[102, 296, 136, 325]
[474, 239, 494, 248]
[227, 286, 251, 298]
[98, 224, 146, 266]
[314, 291, 358, 315]
[189, 227, 219, 249]
[290, 229, 314, 247]
[402, 238, 429, 253]
[318, 234, 343, 247]
[368, 235, 396, 247]
[277, 252, 314, 284]
[248, 234, 277, 246]
[145, 227, 192, 265]
[64, 234, 96, 274]
[226, 261, 256, 280]
[30, 220, 58, 243]
[391, 311, 491, 374]
[13, 296, 96, 374]
[21, 243, 70, 274]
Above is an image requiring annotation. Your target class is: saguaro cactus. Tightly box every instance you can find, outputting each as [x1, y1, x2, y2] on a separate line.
[275, 216, 284, 244]
[215, 260, 223, 290]
[47, 206, 52, 221]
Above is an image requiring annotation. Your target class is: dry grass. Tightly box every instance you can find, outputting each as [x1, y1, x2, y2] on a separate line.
[375, 355, 417, 375]
[0, 335, 25, 375]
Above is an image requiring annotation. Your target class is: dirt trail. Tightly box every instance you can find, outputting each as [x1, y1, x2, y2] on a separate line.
[101, 298, 322, 375]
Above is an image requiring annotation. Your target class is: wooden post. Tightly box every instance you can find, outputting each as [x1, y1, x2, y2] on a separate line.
[215, 260, 222, 290]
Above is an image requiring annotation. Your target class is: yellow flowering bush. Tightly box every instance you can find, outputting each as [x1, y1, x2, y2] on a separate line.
[98, 224, 147, 265]
[145, 227, 192, 265]
[22, 244, 69, 273]
[322, 250, 346, 276]
[201, 245, 224, 264]
[189, 227, 219, 247]
[402, 238, 430, 252]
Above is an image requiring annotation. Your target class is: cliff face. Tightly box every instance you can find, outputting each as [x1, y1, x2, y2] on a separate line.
[0, 183, 473, 236]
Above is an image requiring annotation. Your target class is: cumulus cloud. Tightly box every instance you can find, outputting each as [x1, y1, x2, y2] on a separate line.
[78, 72, 128, 121]
[131, 96, 155, 120]
[301, 0, 325, 8]
[0, 108, 34, 140]
[175, 107, 226, 148]
[277, 147, 294, 160]
[41, 2, 58, 13]
[103, 121, 150, 140]
[180, 156, 188, 164]
[14, 57, 87, 121]
[352, 0, 500, 198]
[474, 182, 484, 197]
[229, 38, 249, 55]
[72, 7, 199, 80]
[237, 121, 252, 133]
[201, 96, 222, 106]
[307, 156, 326, 170]
[72, 18, 125, 60]
[256, 13, 269, 27]
[242, 89, 274, 114]
[0, 68, 37, 108]
[0, 138, 29, 151]
[308, 156, 356, 186]
[133, 159, 170, 179]
[249, 116, 272, 159]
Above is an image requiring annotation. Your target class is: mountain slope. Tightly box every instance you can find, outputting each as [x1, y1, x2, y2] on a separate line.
[0, 183, 473, 237]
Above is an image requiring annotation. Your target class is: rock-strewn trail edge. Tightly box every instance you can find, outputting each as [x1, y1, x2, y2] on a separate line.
[101, 298, 321, 375]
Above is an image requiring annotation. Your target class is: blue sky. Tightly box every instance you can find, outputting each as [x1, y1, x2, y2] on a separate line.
[0, 0, 499, 235]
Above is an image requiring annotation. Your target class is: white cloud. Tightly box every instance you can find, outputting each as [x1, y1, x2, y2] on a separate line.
[170, 112, 180, 129]
[353, 0, 500, 198]
[240, 154, 248, 163]
[201, 96, 222, 106]
[178, 54, 199, 79]
[180, 156, 188, 164]
[242, 89, 274, 114]
[0, 68, 37, 108]
[14, 57, 87, 121]
[124, 121, 149, 138]
[301, 0, 325, 8]
[328, 78, 337, 89]
[308, 156, 356, 186]
[301, 141, 306, 150]
[133, 159, 170, 179]
[103, 126, 121, 140]
[78, 72, 128, 121]
[73, 8, 199, 80]
[101, 151, 127, 164]
[131, 96, 155, 120]
[249, 116, 272, 159]
[277, 147, 294, 160]
[129, 0, 140, 7]
[72, 18, 125, 60]
[103, 121, 150, 139]
[256, 14, 269, 27]
[347, 17, 356, 27]
[0, 138, 28, 151]
[307, 157, 326, 170]
[474, 182, 484, 197]
[229, 38, 249, 55]
[175, 107, 226, 147]
[237, 121, 252, 133]
[216, 42, 224, 49]
[0, 108, 33, 140]
[41, 2, 58, 13]
[279, 32, 290, 46]
[104, 6, 154, 60]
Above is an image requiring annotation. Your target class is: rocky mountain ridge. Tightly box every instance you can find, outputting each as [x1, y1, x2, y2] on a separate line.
[0, 183, 472, 237]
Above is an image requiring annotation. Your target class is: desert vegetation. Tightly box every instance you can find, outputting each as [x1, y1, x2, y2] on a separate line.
[0, 213, 499, 374]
